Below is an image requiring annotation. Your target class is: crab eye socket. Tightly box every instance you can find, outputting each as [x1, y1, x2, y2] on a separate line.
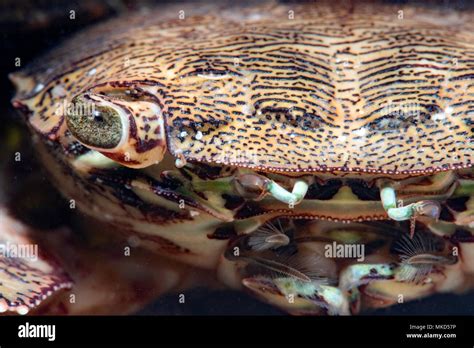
[65, 95, 123, 149]
[65, 89, 167, 168]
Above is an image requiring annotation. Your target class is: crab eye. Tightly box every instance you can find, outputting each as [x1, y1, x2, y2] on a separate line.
[66, 95, 123, 149]
[65, 90, 167, 169]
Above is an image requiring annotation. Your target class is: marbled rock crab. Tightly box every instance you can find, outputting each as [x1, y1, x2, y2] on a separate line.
[6, 0, 474, 315]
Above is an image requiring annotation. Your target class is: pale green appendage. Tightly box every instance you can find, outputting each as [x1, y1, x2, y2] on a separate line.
[339, 264, 394, 290]
[160, 169, 310, 206]
[380, 185, 416, 220]
[74, 150, 120, 169]
[273, 278, 349, 315]
[266, 180, 309, 205]
[380, 184, 441, 221]
[338, 264, 395, 313]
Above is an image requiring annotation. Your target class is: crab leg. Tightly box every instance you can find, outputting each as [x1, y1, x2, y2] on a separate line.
[380, 185, 413, 220]
[266, 180, 309, 205]
[379, 184, 441, 222]
[233, 173, 309, 205]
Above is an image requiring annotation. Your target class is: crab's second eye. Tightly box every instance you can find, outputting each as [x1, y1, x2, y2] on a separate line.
[66, 95, 123, 149]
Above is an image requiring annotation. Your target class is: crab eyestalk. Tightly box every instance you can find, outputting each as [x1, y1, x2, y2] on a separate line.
[65, 92, 166, 168]
[233, 173, 309, 205]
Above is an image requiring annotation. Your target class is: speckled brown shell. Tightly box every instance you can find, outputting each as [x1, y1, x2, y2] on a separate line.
[11, 1, 474, 175]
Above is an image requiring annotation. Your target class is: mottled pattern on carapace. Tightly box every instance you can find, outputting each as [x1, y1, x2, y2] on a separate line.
[0, 256, 70, 312]
[11, 1, 474, 175]
[0, 208, 72, 314]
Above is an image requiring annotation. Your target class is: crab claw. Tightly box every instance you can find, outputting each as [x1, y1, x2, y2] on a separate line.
[65, 86, 166, 168]
[243, 276, 349, 315]
[339, 263, 395, 314]
[339, 264, 395, 291]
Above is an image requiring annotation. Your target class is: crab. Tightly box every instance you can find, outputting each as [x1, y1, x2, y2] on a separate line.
[5, 1, 474, 315]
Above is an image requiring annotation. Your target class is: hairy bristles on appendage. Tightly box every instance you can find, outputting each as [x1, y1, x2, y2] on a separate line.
[394, 232, 436, 261]
[250, 256, 312, 283]
[247, 219, 290, 251]
[251, 253, 331, 285]
[395, 263, 434, 284]
[393, 232, 456, 283]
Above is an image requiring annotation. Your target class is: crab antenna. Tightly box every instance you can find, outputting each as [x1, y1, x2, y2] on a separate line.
[379, 184, 441, 222]
[266, 180, 309, 205]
